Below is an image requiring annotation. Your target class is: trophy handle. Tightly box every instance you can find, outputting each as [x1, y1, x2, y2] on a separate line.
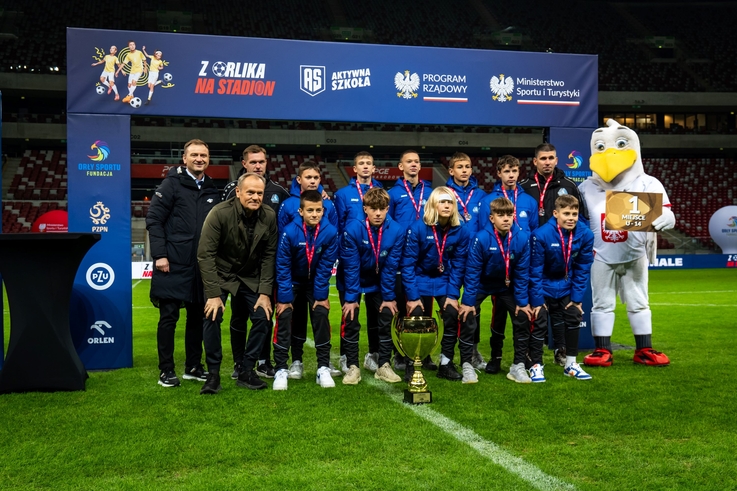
[431, 310, 444, 355]
[391, 313, 407, 357]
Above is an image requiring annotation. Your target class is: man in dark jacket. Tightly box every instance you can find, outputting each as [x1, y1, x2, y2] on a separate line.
[197, 173, 278, 394]
[146, 139, 220, 388]
[520, 143, 588, 228]
[221, 145, 288, 380]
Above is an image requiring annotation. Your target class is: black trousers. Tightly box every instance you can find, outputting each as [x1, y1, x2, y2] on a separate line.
[338, 290, 380, 358]
[230, 290, 274, 366]
[274, 285, 332, 370]
[157, 298, 204, 372]
[473, 291, 543, 366]
[341, 291, 394, 368]
[544, 295, 582, 357]
[489, 296, 510, 358]
[203, 285, 269, 374]
[408, 296, 474, 365]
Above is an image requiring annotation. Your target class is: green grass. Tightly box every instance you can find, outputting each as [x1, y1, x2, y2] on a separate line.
[1, 269, 736, 490]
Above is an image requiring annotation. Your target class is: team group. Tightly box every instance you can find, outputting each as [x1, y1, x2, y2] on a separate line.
[146, 141, 649, 394]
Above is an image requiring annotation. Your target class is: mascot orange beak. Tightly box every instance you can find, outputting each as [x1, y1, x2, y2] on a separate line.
[589, 148, 637, 183]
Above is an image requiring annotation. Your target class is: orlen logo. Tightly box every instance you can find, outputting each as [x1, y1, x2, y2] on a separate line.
[567, 150, 583, 169]
[88, 320, 115, 345]
[86, 262, 115, 290]
[300, 65, 325, 96]
[87, 140, 110, 162]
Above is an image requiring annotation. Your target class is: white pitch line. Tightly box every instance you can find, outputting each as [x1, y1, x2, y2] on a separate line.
[650, 290, 735, 295]
[132, 280, 142, 289]
[650, 302, 730, 307]
[303, 338, 576, 491]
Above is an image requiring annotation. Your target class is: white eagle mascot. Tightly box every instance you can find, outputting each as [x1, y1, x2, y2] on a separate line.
[578, 119, 676, 367]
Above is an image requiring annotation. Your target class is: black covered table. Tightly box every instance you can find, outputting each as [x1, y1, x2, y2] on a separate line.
[0, 233, 100, 393]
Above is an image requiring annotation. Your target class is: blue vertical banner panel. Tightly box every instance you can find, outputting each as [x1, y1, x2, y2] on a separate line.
[550, 126, 596, 349]
[67, 114, 132, 369]
[67, 28, 598, 128]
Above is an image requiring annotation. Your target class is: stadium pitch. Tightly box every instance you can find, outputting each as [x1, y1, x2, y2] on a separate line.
[1, 268, 735, 490]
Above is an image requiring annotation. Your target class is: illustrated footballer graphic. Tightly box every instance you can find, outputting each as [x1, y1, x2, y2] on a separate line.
[92, 40, 174, 108]
[578, 119, 676, 368]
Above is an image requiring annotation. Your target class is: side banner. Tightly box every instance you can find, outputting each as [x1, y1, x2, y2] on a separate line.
[550, 127, 596, 349]
[67, 114, 132, 369]
[1, 91, 3, 369]
[67, 28, 598, 128]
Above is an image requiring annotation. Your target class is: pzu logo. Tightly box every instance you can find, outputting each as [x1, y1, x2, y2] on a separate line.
[86, 262, 116, 291]
[300, 65, 325, 96]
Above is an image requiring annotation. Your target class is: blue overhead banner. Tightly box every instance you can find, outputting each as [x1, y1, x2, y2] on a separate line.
[67, 114, 132, 369]
[67, 28, 598, 127]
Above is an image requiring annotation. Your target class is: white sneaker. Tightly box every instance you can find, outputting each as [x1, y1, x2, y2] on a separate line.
[287, 360, 303, 380]
[375, 362, 402, 383]
[273, 368, 289, 390]
[339, 354, 349, 374]
[529, 363, 546, 383]
[564, 362, 592, 380]
[363, 352, 379, 372]
[316, 366, 335, 388]
[461, 362, 478, 384]
[471, 349, 486, 371]
[328, 362, 342, 377]
[342, 365, 362, 385]
[506, 362, 532, 383]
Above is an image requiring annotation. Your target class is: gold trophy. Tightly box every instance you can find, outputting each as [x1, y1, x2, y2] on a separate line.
[391, 315, 442, 404]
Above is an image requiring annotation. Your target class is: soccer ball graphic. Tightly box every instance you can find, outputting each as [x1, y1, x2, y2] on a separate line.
[129, 97, 142, 108]
[163, 72, 172, 82]
[211, 61, 227, 77]
[95, 85, 106, 95]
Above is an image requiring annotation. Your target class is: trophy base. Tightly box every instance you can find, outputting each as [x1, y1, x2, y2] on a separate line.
[404, 389, 432, 405]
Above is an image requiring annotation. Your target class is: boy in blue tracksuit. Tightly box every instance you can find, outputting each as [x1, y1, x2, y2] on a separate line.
[445, 152, 487, 370]
[461, 197, 543, 384]
[387, 149, 434, 372]
[402, 187, 472, 382]
[476, 155, 540, 373]
[277, 161, 338, 230]
[530, 195, 595, 380]
[273, 190, 339, 390]
[333, 151, 383, 372]
[340, 188, 404, 385]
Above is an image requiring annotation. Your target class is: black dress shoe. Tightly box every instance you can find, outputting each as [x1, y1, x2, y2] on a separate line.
[485, 357, 502, 374]
[200, 373, 222, 394]
[437, 362, 462, 381]
[403, 363, 415, 383]
[237, 370, 267, 390]
[422, 355, 438, 371]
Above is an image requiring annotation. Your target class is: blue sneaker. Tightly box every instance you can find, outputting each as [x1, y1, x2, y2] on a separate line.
[529, 364, 546, 383]
[564, 362, 592, 380]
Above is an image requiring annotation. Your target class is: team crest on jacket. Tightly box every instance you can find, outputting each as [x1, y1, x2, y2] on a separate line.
[520, 211, 528, 217]
[558, 188, 569, 196]
[271, 194, 280, 203]
[600, 213, 627, 243]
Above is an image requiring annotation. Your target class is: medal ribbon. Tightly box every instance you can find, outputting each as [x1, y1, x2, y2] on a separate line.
[501, 186, 519, 227]
[450, 189, 474, 220]
[356, 179, 373, 202]
[402, 179, 425, 220]
[431, 224, 449, 273]
[534, 173, 554, 213]
[365, 218, 383, 274]
[493, 228, 512, 285]
[303, 222, 320, 277]
[557, 224, 573, 279]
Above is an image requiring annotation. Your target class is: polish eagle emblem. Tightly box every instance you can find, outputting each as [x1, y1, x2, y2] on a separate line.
[490, 73, 514, 102]
[394, 70, 420, 99]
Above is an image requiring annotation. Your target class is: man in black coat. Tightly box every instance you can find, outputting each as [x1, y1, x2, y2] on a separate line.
[221, 145, 288, 380]
[146, 139, 220, 387]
